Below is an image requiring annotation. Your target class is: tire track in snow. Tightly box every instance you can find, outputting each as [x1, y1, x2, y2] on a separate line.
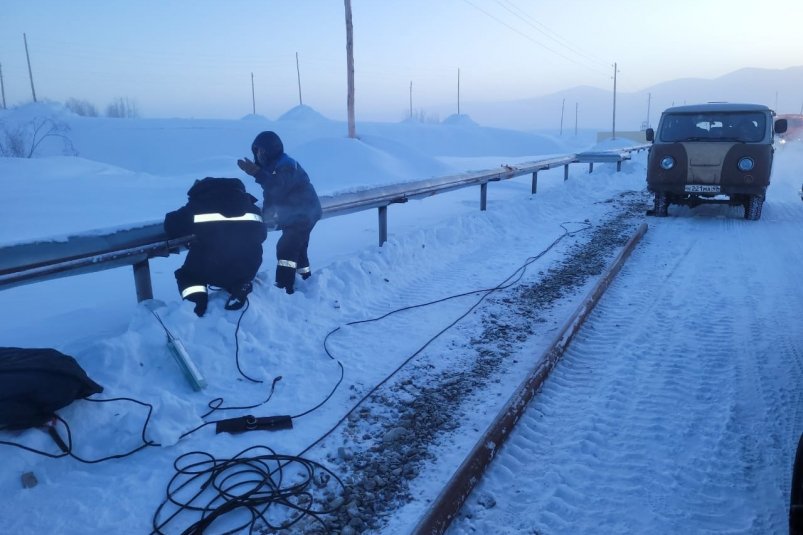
[449, 203, 803, 535]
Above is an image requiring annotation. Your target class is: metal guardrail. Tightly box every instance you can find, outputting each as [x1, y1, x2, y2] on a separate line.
[0, 146, 648, 302]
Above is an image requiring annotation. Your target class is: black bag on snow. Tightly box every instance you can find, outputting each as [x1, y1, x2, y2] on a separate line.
[0, 347, 104, 429]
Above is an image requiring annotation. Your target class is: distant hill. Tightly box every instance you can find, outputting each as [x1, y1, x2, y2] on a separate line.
[454, 66, 803, 132]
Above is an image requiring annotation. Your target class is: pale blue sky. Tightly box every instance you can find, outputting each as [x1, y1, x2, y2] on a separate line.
[1, 0, 801, 120]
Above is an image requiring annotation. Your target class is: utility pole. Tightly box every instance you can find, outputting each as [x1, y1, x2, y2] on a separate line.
[646, 92, 651, 129]
[559, 98, 565, 136]
[611, 62, 619, 139]
[344, 0, 356, 138]
[409, 81, 413, 119]
[457, 68, 461, 116]
[250, 72, 255, 115]
[574, 102, 578, 136]
[24, 33, 37, 103]
[296, 52, 303, 106]
[0, 63, 6, 109]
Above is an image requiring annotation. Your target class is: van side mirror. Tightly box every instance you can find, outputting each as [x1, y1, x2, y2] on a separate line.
[775, 119, 788, 134]
[645, 128, 654, 142]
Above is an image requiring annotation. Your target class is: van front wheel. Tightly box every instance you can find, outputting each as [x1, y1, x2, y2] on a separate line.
[654, 193, 669, 217]
[744, 195, 764, 221]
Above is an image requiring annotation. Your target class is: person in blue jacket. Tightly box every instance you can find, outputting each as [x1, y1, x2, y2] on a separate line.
[164, 177, 267, 316]
[237, 131, 322, 295]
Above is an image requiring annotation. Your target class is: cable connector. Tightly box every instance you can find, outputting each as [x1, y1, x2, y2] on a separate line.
[215, 415, 293, 434]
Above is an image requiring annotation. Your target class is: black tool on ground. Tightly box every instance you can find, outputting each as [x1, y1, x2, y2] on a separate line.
[215, 414, 293, 434]
[46, 424, 69, 453]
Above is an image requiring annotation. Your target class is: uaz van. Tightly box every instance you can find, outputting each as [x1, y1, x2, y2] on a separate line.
[646, 103, 787, 220]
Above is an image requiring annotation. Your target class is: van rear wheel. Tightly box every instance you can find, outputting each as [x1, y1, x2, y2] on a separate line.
[744, 195, 763, 221]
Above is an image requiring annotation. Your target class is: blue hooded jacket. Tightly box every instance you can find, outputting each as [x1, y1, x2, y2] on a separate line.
[251, 131, 322, 228]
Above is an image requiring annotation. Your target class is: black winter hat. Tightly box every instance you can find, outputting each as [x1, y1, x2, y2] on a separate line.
[187, 177, 247, 199]
[251, 131, 284, 164]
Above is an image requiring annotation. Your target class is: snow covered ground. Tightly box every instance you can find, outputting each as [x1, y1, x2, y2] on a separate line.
[1, 102, 802, 534]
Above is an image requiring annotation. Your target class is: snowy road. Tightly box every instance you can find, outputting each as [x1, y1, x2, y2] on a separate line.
[448, 173, 803, 534]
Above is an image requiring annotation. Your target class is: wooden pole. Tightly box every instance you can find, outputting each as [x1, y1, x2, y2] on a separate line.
[612, 62, 618, 139]
[250, 72, 255, 115]
[344, 0, 357, 138]
[0, 63, 6, 109]
[24, 33, 37, 103]
[560, 98, 565, 136]
[457, 68, 461, 116]
[409, 81, 413, 119]
[296, 52, 303, 106]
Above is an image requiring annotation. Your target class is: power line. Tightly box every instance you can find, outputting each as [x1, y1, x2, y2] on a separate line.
[494, 0, 609, 67]
[460, 0, 609, 77]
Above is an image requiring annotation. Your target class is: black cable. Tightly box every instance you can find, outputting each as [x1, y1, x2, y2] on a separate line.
[0, 378, 282, 463]
[294, 221, 592, 456]
[151, 445, 346, 535]
[231, 298, 263, 384]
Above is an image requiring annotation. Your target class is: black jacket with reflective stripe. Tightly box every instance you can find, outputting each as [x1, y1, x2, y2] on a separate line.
[164, 177, 267, 290]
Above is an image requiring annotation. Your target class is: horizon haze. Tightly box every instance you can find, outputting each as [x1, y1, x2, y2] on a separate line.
[1, 0, 802, 127]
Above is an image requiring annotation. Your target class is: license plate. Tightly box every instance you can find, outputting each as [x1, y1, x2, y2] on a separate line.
[684, 184, 720, 193]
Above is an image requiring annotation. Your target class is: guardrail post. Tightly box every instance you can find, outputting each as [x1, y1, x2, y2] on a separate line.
[588, 162, 594, 173]
[480, 183, 488, 211]
[133, 259, 154, 302]
[531, 171, 538, 194]
[564, 164, 569, 181]
[378, 206, 388, 246]
[617, 160, 622, 172]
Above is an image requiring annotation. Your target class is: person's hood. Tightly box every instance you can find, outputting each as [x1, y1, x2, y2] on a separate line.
[251, 131, 284, 165]
[187, 177, 251, 201]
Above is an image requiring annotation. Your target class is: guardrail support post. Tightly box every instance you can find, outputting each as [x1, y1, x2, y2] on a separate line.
[617, 160, 622, 172]
[564, 164, 569, 181]
[480, 183, 488, 211]
[588, 162, 594, 173]
[378, 206, 388, 246]
[133, 259, 154, 302]
[531, 171, 538, 194]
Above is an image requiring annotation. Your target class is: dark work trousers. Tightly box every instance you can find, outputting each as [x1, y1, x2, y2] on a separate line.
[275, 221, 316, 293]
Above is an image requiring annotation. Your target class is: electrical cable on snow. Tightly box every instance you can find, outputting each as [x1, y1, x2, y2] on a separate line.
[150, 445, 347, 535]
[151, 221, 592, 534]
[294, 221, 592, 457]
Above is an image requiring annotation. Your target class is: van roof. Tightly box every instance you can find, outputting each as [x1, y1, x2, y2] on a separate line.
[662, 102, 771, 114]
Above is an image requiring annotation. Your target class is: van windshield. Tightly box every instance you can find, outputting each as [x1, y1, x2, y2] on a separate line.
[658, 112, 766, 143]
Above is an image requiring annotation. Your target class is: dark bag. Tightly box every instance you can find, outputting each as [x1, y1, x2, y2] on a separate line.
[0, 347, 104, 429]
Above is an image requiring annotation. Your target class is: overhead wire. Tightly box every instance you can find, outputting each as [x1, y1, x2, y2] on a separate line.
[460, 0, 610, 77]
[493, 0, 610, 67]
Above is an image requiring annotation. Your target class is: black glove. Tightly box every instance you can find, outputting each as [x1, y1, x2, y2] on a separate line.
[186, 293, 208, 317]
[237, 157, 260, 177]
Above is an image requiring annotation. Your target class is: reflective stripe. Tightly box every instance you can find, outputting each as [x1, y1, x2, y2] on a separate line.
[277, 259, 297, 269]
[193, 212, 263, 224]
[181, 285, 207, 298]
[296, 266, 311, 274]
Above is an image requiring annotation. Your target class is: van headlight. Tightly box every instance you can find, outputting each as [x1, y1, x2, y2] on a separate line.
[737, 157, 755, 172]
[660, 156, 675, 170]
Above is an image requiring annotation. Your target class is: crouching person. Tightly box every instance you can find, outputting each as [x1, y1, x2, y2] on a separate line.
[164, 177, 267, 316]
[237, 131, 322, 295]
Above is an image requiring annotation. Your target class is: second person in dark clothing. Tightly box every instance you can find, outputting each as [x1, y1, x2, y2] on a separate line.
[237, 131, 322, 295]
[164, 177, 267, 316]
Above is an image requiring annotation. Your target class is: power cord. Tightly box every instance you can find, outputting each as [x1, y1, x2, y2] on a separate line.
[151, 445, 346, 535]
[0, 377, 283, 464]
[294, 221, 592, 455]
